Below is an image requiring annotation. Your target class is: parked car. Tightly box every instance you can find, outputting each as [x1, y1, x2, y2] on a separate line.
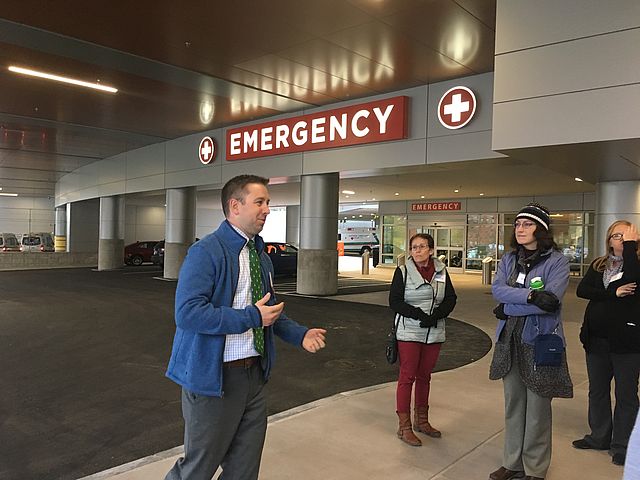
[151, 239, 199, 268]
[0, 233, 21, 252]
[151, 240, 165, 267]
[18, 232, 54, 252]
[265, 242, 298, 275]
[124, 240, 160, 266]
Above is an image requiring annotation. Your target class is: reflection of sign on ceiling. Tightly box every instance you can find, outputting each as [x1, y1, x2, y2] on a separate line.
[226, 96, 408, 161]
[199, 136, 217, 164]
[437, 86, 476, 130]
[411, 202, 461, 211]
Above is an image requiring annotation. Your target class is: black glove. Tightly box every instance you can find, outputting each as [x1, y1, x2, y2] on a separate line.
[416, 309, 437, 328]
[527, 290, 560, 312]
[419, 315, 437, 328]
[493, 303, 508, 320]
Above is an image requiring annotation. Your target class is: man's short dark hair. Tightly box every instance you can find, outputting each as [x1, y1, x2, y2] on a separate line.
[221, 175, 269, 217]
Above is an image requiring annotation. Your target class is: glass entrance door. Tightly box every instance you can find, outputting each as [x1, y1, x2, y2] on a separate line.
[426, 226, 465, 272]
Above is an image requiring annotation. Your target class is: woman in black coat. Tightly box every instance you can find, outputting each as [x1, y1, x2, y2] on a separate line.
[573, 221, 640, 467]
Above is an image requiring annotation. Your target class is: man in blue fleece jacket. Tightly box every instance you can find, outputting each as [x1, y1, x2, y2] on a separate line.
[164, 174, 327, 480]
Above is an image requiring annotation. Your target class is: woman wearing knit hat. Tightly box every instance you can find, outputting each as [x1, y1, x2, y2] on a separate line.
[573, 220, 640, 467]
[488, 203, 573, 480]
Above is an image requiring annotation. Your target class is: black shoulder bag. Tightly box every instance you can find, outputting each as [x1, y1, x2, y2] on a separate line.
[386, 265, 407, 364]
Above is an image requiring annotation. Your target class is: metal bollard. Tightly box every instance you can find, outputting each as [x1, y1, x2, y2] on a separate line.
[481, 257, 493, 285]
[361, 250, 370, 275]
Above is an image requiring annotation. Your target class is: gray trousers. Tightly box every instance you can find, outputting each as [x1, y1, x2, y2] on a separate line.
[165, 362, 267, 480]
[584, 349, 640, 455]
[503, 366, 552, 478]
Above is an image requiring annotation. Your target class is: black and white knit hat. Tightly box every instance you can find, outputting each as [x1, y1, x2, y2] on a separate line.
[515, 203, 551, 231]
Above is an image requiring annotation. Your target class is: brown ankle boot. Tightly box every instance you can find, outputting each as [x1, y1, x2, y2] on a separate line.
[397, 412, 422, 446]
[414, 406, 441, 438]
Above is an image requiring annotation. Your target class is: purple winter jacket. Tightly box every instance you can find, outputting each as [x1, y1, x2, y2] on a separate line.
[492, 249, 570, 346]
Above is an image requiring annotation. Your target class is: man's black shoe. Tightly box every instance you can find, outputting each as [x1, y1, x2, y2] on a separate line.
[572, 438, 609, 450]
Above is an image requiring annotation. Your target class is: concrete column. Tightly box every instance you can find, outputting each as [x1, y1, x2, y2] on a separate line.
[164, 187, 196, 280]
[595, 181, 640, 257]
[286, 205, 300, 247]
[67, 199, 100, 254]
[98, 196, 125, 270]
[297, 173, 339, 295]
[54, 205, 67, 252]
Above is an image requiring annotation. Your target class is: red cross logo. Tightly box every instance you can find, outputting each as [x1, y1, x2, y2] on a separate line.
[437, 86, 477, 130]
[198, 136, 216, 164]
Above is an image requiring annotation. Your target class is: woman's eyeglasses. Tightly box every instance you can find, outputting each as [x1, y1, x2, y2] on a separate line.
[410, 244, 430, 251]
[513, 220, 536, 229]
[609, 233, 624, 240]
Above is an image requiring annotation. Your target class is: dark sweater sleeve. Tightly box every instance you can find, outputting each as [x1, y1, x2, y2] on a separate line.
[576, 263, 615, 301]
[431, 273, 457, 319]
[622, 241, 640, 282]
[388, 267, 428, 321]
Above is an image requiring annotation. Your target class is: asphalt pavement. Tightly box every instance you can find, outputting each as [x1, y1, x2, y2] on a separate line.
[0, 266, 490, 480]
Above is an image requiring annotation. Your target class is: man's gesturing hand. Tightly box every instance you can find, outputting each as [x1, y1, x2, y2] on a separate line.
[255, 292, 284, 326]
[302, 329, 327, 353]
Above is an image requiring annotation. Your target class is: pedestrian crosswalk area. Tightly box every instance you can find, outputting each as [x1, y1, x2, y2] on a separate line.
[273, 276, 391, 297]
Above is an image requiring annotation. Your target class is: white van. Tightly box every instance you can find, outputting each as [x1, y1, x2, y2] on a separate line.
[338, 227, 380, 255]
[0, 233, 21, 252]
[18, 232, 55, 252]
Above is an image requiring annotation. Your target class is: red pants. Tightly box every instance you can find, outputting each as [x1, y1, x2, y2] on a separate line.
[396, 341, 442, 413]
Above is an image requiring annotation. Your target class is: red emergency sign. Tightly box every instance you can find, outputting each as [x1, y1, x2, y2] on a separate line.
[226, 96, 408, 161]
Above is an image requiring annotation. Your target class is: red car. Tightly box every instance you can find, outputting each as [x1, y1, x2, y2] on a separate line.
[124, 241, 160, 266]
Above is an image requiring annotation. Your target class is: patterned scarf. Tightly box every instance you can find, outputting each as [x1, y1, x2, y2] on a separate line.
[603, 254, 623, 288]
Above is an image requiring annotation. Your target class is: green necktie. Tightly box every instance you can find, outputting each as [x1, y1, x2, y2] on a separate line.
[247, 239, 265, 356]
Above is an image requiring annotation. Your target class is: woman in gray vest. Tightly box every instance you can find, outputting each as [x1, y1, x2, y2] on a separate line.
[488, 203, 572, 480]
[389, 233, 457, 446]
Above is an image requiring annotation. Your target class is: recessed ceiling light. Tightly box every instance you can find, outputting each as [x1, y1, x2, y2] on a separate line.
[345, 195, 350, 198]
[8, 66, 118, 93]
[454, 189, 459, 193]
[341, 190, 355, 195]
[394, 192, 400, 196]
[574, 177, 583, 182]
[359, 215, 363, 217]
[0, 192, 18, 196]
[420, 195, 425, 199]
[0, 187, 3, 191]
[371, 197, 376, 201]
[479, 193, 484, 196]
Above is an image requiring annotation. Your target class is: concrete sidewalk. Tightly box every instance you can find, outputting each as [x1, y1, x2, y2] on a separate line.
[81, 273, 623, 480]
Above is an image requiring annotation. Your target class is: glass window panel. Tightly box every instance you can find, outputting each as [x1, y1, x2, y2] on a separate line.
[466, 259, 482, 270]
[468, 214, 496, 224]
[381, 215, 407, 263]
[450, 227, 464, 247]
[467, 224, 496, 260]
[549, 212, 584, 225]
[498, 225, 514, 259]
[436, 229, 450, 247]
[450, 250, 463, 268]
[503, 213, 517, 225]
[584, 225, 595, 264]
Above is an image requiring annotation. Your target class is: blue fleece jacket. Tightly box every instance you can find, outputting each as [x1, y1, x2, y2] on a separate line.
[165, 220, 308, 396]
[492, 249, 570, 346]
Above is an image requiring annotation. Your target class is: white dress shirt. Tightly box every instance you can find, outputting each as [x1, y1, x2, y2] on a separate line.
[223, 224, 260, 361]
